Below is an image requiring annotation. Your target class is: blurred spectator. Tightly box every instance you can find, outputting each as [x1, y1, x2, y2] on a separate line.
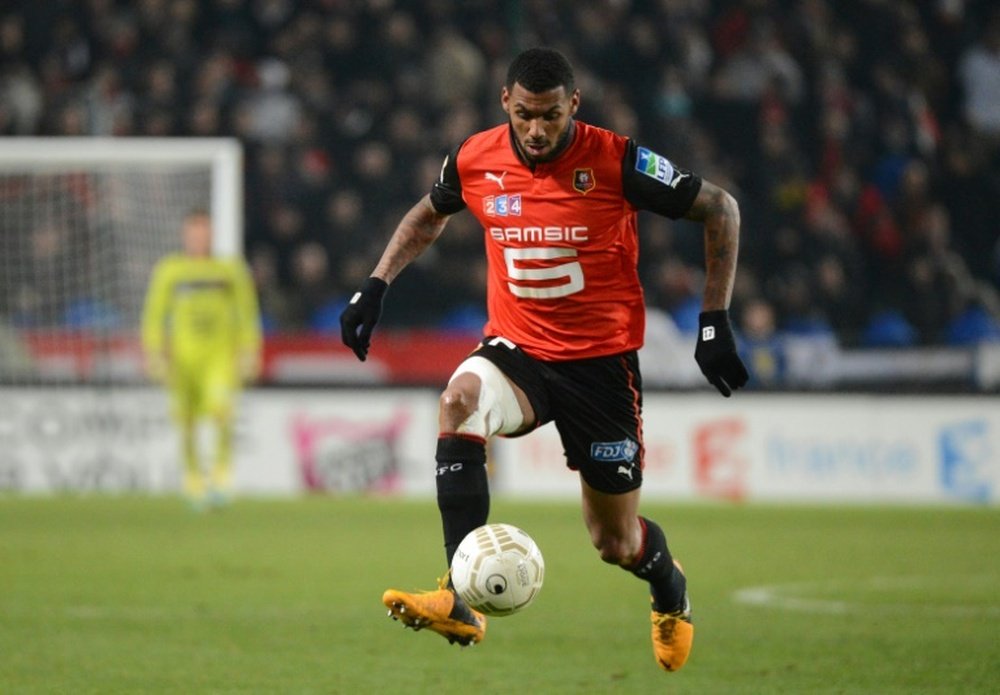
[639, 307, 704, 389]
[84, 63, 133, 135]
[11, 223, 73, 327]
[648, 258, 704, 335]
[958, 11, 1000, 143]
[286, 241, 343, 333]
[237, 57, 301, 143]
[712, 16, 804, 105]
[769, 264, 835, 339]
[247, 244, 294, 333]
[861, 309, 919, 348]
[737, 297, 786, 388]
[425, 27, 487, 108]
[898, 202, 976, 343]
[1, 52, 43, 134]
[813, 254, 864, 342]
[945, 286, 1000, 346]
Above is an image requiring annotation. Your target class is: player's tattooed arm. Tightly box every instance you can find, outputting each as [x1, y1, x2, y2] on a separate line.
[372, 195, 451, 284]
[683, 179, 741, 311]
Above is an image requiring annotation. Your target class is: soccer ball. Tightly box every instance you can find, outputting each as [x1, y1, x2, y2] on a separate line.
[451, 523, 545, 617]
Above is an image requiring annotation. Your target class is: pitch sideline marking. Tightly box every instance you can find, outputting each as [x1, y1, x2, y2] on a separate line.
[732, 575, 1000, 618]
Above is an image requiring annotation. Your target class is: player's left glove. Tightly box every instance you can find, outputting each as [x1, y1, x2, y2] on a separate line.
[339, 276, 388, 361]
[694, 310, 749, 397]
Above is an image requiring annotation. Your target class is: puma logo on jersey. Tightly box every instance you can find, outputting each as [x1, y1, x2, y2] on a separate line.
[485, 171, 508, 190]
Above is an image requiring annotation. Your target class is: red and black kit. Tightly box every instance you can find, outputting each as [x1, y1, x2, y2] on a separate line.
[430, 119, 702, 491]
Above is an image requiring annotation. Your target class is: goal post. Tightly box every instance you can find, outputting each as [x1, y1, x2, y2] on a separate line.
[0, 138, 246, 493]
[0, 137, 244, 385]
[0, 137, 243, 255]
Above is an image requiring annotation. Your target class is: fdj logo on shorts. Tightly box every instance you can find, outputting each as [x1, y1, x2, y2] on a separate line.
[590, 438, 639, 463]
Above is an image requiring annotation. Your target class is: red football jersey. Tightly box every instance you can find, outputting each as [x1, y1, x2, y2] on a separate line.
[432, 120, 700, 362]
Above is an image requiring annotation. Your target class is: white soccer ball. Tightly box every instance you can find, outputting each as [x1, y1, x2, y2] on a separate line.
[451, 523, 545, 617]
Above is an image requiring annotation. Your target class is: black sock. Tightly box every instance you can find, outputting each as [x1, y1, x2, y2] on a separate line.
[436, 435, 490, 568]
[628, 517, 687, 613]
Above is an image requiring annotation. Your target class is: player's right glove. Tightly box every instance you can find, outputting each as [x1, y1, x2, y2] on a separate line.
[694, 310, 749, 397]
[339, 276, 388, 361]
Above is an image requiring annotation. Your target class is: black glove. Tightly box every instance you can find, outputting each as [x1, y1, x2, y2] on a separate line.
[339, 277, 388, 361]
[694, 310, 749, 397]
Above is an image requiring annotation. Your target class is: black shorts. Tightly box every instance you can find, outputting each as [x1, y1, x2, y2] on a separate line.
[472, 336, 644, 494]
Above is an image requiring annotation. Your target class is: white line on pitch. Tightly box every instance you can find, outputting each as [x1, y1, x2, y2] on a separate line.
[732, 576, 1000, 617]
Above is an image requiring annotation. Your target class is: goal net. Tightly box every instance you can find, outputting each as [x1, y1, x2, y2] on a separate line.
[0, 137, 243, 385]
[0, 138, 243, 493]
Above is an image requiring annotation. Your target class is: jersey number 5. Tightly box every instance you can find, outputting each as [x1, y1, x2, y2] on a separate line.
[503, 247, 584, 299]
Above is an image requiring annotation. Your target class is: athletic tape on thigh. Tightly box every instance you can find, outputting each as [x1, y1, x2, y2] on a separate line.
[447, 356, 524, 437]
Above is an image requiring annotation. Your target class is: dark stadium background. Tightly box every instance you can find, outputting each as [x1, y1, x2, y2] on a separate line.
[1, 0, 998, 390]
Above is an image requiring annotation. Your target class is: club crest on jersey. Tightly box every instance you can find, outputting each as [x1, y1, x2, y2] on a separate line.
[483, 194, 522, 217]
[573, 168, 596, 194]
[636, 146, 688, 188]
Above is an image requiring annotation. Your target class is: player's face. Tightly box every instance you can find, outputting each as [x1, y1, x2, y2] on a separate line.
[182, 215, 213, 257]
[502, 82, 580, 163]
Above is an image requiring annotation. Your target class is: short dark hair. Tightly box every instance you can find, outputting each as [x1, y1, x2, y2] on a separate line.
[505, 47, 575, 93]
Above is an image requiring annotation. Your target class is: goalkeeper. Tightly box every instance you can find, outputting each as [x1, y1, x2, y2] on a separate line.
[141, 210, 262, 506]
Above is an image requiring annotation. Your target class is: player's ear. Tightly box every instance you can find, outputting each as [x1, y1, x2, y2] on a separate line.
[501, 86, 510, 115]
[569, 88, 580, 116]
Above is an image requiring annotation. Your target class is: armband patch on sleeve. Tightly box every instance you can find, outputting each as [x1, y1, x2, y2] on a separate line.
[635, 146, 689, 189]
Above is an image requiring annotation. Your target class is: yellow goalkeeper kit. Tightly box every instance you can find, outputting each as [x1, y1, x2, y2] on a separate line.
[141, 253, 261, 420]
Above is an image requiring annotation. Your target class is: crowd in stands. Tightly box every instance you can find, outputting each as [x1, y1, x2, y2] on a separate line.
[2, 0, 999, 352]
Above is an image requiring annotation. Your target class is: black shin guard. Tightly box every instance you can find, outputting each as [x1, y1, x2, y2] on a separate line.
[629, 517, 687, 613]
[436, 435, 490, 567]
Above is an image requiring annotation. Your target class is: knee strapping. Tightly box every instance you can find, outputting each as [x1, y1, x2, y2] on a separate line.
[447, 356, 524, 439]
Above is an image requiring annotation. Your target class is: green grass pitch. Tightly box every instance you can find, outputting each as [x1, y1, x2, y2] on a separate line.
[1, 496, 998, 694]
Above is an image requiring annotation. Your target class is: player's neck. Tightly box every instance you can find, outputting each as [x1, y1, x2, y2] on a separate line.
[508, 119, 577, 169]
